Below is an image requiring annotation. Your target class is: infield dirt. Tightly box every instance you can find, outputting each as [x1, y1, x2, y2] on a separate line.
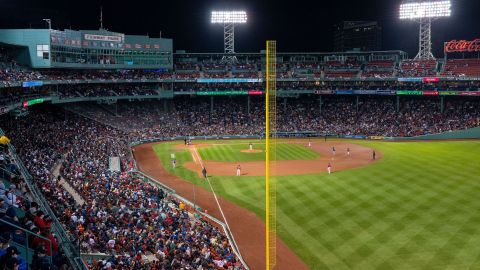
[133, 140, 381, 269]
[184, 141, 381, 176]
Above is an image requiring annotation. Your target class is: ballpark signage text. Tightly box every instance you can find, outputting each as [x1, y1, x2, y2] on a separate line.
[84, 34, 124, 43]
[444, 39, 480, 53]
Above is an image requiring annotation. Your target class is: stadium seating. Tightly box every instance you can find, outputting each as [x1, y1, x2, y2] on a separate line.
[442, 59, 480, 77]
[324, 70, 359, 78]
[399, 60, 438, 77]
[363, 60, 396, 77]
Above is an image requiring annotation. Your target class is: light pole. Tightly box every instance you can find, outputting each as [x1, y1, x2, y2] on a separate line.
[42, 19, 52, 30]
[211, 11, 247, 64]
[399, 0, 451, 60]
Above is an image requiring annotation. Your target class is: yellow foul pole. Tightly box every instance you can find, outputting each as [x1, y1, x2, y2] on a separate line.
[266, 40, 277, 270]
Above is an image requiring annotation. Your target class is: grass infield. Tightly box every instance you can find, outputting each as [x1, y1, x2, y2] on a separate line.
[152, 139, 480, 269]
[198, 142, 319, 162]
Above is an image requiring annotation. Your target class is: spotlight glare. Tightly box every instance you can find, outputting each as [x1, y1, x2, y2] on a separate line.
[399, 1, 451, 19]
[211, 11, 247, 24]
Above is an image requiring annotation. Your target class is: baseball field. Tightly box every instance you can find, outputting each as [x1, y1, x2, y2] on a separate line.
[134, 139, 480, 270]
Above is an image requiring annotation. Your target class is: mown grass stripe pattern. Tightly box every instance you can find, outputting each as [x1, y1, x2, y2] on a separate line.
[198, 143, 319, 162]
[153, 140, 480, 269]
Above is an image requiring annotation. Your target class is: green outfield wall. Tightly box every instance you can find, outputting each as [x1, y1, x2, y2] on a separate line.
[387, 127, 480, 140]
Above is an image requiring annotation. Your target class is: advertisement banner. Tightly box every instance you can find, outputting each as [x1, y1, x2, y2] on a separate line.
[344, 135, 366, 139]
[398, 77, 423, 82]
[248, 90, 263, 95]
[197, 78, 262, 83]
[458, 91, 480, 96]
[335, 90, 354, 95]
[397, 90, 423, 95]
[22, 98, 45, 108]
[376, 90, 397, 95]
[314, 90, 333, 95]
[423, 91, 439, 96]
[423, 77, 440, 83]
[196, 91, 248, 96]
[369, 136, 385, 140]
[444, 39, 480, 53]
[22, 81, 44, 88]
[439, 91, 458, 96]
[353, 90, 377, 95]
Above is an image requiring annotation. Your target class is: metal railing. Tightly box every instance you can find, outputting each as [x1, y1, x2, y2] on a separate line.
[0, 218, 53, 265]
[0, 128, 88, 270]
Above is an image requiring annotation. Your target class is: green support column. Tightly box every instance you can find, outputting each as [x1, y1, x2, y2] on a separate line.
[163, 99, 168, 112]
[247, 95, 251, 114]
[441, 96, 444, 113]
[283, 98, 287, 111]
[396, 96, 400, 112]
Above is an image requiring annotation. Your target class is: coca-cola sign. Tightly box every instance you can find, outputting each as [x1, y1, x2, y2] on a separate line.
[445, 39, 480, 53]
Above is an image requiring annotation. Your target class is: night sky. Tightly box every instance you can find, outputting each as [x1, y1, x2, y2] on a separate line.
[0, 0, 479, 57]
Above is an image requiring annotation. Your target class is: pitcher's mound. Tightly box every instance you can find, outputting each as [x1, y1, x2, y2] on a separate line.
[241, 149, 263, 153]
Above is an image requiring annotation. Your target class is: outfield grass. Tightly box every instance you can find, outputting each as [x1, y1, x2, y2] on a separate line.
[198, 142, 319, 162]
[152, 140, 480, 269]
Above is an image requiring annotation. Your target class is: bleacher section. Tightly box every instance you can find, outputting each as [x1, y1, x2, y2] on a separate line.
[324, 70, 359, 78]
[442, 59, 480, 77]
[399, 60, 437, 77]
[363, 60, 396, 77]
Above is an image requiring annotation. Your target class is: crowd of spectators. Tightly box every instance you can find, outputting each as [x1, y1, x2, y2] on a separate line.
[398, 60, 437, 77]
[1, 55, 475, 86]
[0, 143, 68, 270]
[65, 96, 480, 138]
[1, 109, 246, 269]
[0, 88, 479, 269]
[3, 56, 480, 88]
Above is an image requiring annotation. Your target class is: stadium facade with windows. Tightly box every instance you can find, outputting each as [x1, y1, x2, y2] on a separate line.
[0, 29, 172, 69]
[1, 27, 480, 269]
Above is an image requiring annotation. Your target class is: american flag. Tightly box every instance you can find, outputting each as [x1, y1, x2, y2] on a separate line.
[125, 44, 132, 49]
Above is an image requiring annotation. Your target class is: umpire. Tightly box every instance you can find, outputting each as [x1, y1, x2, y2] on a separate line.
[202, 167, 207, 178]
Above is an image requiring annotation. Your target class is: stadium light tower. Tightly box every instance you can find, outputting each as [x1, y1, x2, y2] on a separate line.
[211, 11, 247, 63]
[400, 0, 451, 60]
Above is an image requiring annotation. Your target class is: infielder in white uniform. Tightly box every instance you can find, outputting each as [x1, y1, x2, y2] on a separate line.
[236, 165, 241, 176]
